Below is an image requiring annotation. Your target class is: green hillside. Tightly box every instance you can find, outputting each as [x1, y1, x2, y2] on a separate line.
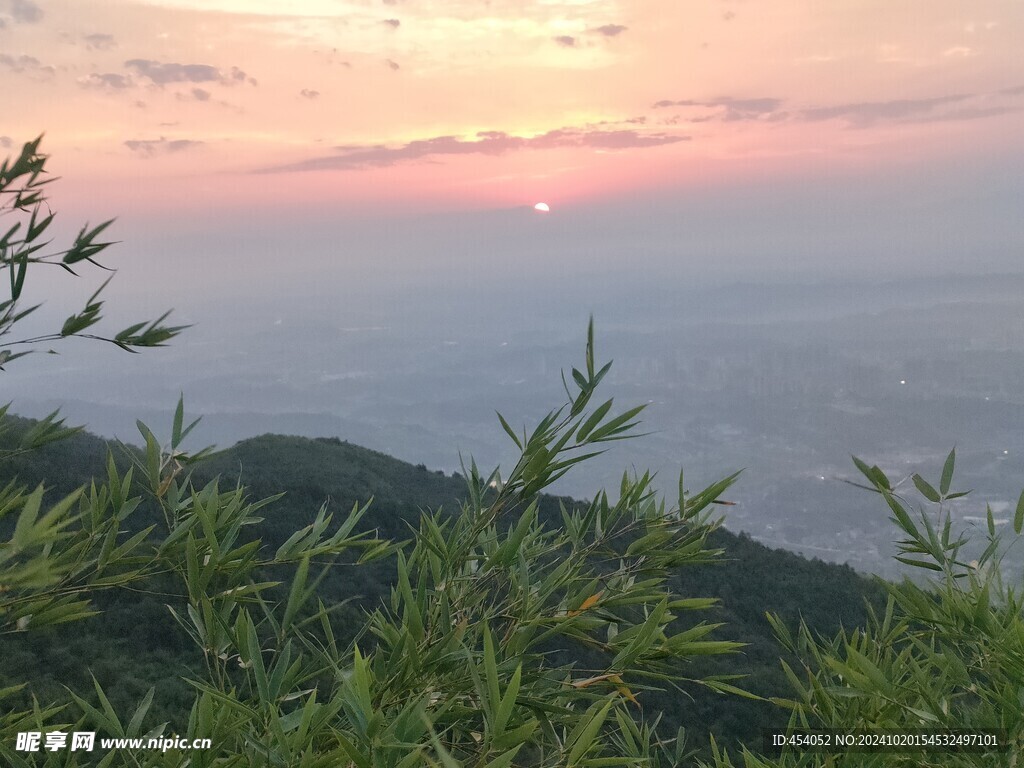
[0, 418, 884, 751]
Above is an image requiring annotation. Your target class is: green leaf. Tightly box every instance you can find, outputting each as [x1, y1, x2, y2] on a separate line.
[483, 625, 500, 717]
[572, 367, 588, 391]
[940, 447, 955, 495]
[494, 664, 522, 736]
[246, 613, 270, 702]
[586, 316, 595, 378]
[587, 405, 646, 443]
[882, 490, 919, 541]
[496, 411, 523, 450]
[905, 706, 940, 724]
[335, 732, 372, 768]
[702, 680, 762, 700]
[893, 556, 943, 571]
[493, 721, 538, 751]
[486, 745, 523, 768]
[567, 698, 614, 766]
[974, 580, 991, 631]
[172, 396, 184, 447]
[576, 399, 614, 442]
[126, 688, 154, 736]
[282, 555, 311, 634]
[911, 474, 941, 503]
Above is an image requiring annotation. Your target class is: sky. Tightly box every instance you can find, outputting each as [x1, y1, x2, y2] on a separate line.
[0, 0, 1022, 346]
[1, 0, 1022, 223]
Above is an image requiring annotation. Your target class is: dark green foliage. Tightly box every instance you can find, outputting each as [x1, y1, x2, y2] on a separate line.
[3, 328, 761, 766]
[0, 416, 882, 753]
[704, 453, 1024, 767]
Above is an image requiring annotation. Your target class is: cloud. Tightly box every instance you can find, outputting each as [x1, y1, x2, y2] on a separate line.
[578, 130, 685, 149]
[233, 66, 257, 85]
[172, 88, 212, 103]
[124, 137, 204, 156]
[652, 96, 782, 121]
[554, 35, 576, 47]
[653, 97, 780, 111]
[651, 91, 1018, 128]
[259, 126, 689, 173]
[798, 94, 971, 126]
[125, 59, 256, 86]
[0, 136, 12, 149]
[79, 72, 133, 89]
[126, 59, 219, 84]
[300, 88, 320, 99]
[906, 106, 1019, 123]
[83, 33, 116, 51]
[590, 24, 627, 37]
[0, 53, 54, 76]
[382, 18, 400, 28]
[8, 0, 42, 23]
[385, 58, 400, 70]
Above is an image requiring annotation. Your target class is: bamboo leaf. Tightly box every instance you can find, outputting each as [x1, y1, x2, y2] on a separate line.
[912, 474, 941, 503]
[940, 448, 955, 495]
[496, 411, 523, 450]
[567, 698, 614, 766]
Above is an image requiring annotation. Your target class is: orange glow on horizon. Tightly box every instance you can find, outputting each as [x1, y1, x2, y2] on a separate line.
[2, 0, 1019, 218]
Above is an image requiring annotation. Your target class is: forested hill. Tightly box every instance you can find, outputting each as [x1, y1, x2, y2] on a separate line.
[0, 416, 884, 751]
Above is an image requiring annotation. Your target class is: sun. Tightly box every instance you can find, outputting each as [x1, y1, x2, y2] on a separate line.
[533, 202, 550, 212]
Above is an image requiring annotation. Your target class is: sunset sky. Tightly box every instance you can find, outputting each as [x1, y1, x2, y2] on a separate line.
[2, 0, 1021, 223]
